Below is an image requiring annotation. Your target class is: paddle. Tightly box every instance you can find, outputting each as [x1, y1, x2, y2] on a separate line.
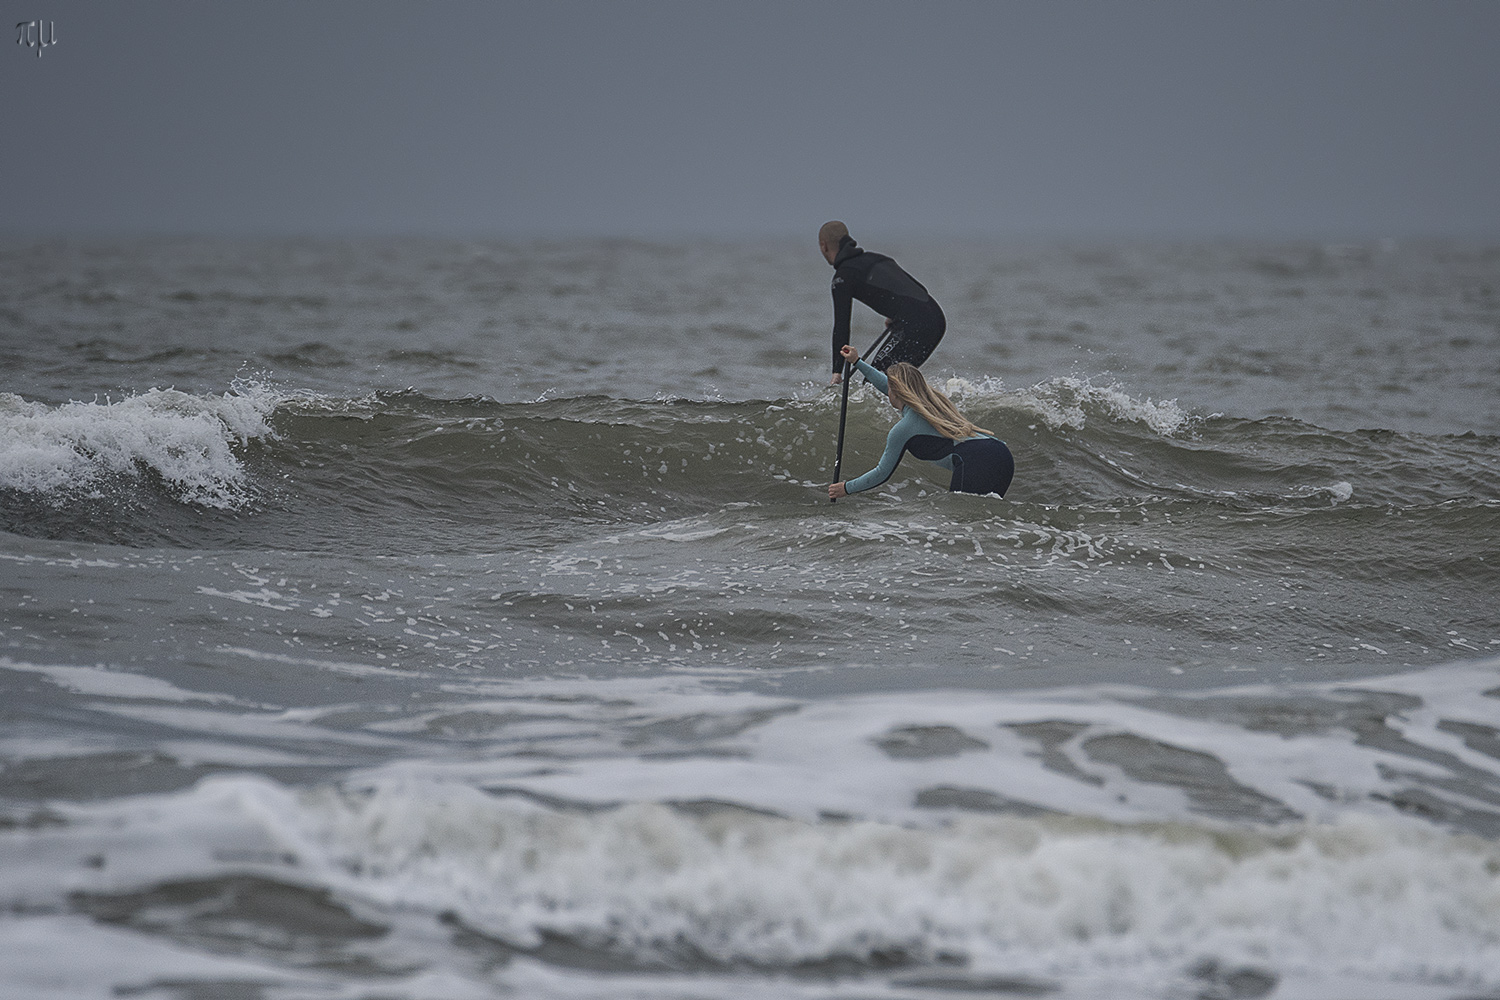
[830, 328, 893, 503]
[831, 359, 853, 502]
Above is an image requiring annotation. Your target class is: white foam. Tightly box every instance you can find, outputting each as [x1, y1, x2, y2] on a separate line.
[637, 518, 730, 542]
[216, 644, 424, 679]
[309, 789, 1499, 984]
[942, 374, 1191, 436]
[195, 585, 301, 611]
[397, 669, 1497, 833]
[7, 664, 1500, 994]
[0, 915, 311, 1000]
[21, 773, 1495, 992]
[0, 381, 281, 507]
[0, 656, 237, 704]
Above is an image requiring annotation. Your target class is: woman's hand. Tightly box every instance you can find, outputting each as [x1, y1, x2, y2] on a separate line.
[839, 344, 860, 365]
[828, 481, 848, 500]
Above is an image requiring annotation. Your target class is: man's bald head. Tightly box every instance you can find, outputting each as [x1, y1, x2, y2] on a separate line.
[818, 221, 849, 247]
[818, 221, 851, 264]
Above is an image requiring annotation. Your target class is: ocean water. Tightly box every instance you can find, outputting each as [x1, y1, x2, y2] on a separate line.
[2, 236, 1499, 1000]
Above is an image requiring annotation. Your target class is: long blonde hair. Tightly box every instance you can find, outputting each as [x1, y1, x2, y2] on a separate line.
[884, 363, 994, 440]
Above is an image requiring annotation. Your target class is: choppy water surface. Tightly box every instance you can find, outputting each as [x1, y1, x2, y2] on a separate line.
[2, 237, 1499, 999]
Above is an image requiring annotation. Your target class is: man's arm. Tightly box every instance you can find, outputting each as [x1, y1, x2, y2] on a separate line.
[831, 272, 854, 376]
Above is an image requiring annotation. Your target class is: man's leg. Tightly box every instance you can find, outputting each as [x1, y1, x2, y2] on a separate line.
[870, 321, 943, 370]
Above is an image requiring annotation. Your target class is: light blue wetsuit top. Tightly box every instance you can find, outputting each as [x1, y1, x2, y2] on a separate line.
[844, 360, 996, 494]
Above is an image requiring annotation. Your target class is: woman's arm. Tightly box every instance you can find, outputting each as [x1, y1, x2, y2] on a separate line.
[837, 345, 891, 397]
[854, 359, 888, 396]
[845, 411, 922, 494]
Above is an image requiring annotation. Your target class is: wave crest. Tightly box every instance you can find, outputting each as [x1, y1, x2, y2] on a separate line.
[942, 374, 1190, 436]
[0, 381, 280, 508]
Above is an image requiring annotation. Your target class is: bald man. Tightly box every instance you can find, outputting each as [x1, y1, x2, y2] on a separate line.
[819, 221, 946, 385]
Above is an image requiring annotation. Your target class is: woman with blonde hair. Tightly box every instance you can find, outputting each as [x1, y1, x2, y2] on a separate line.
[828, 344, 1013, 500]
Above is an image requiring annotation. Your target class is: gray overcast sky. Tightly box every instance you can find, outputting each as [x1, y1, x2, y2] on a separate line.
[4, 1, 1499, 239]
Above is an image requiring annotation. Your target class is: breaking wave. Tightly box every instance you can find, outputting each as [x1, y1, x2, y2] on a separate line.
[26, 659, 1500, 991]
[0, 382, 282, 508]
[3, 379, 1496, 552]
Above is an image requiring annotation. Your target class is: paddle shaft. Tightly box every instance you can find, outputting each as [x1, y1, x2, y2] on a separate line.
[831, 360, 853, 502]
[830, 328, 893, 503]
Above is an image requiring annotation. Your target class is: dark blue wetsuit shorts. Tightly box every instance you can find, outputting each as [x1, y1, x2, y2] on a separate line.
[949, 438, 1014, 497]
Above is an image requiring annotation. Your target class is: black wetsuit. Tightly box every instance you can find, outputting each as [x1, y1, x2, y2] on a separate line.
[829, 235, 946, 375]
